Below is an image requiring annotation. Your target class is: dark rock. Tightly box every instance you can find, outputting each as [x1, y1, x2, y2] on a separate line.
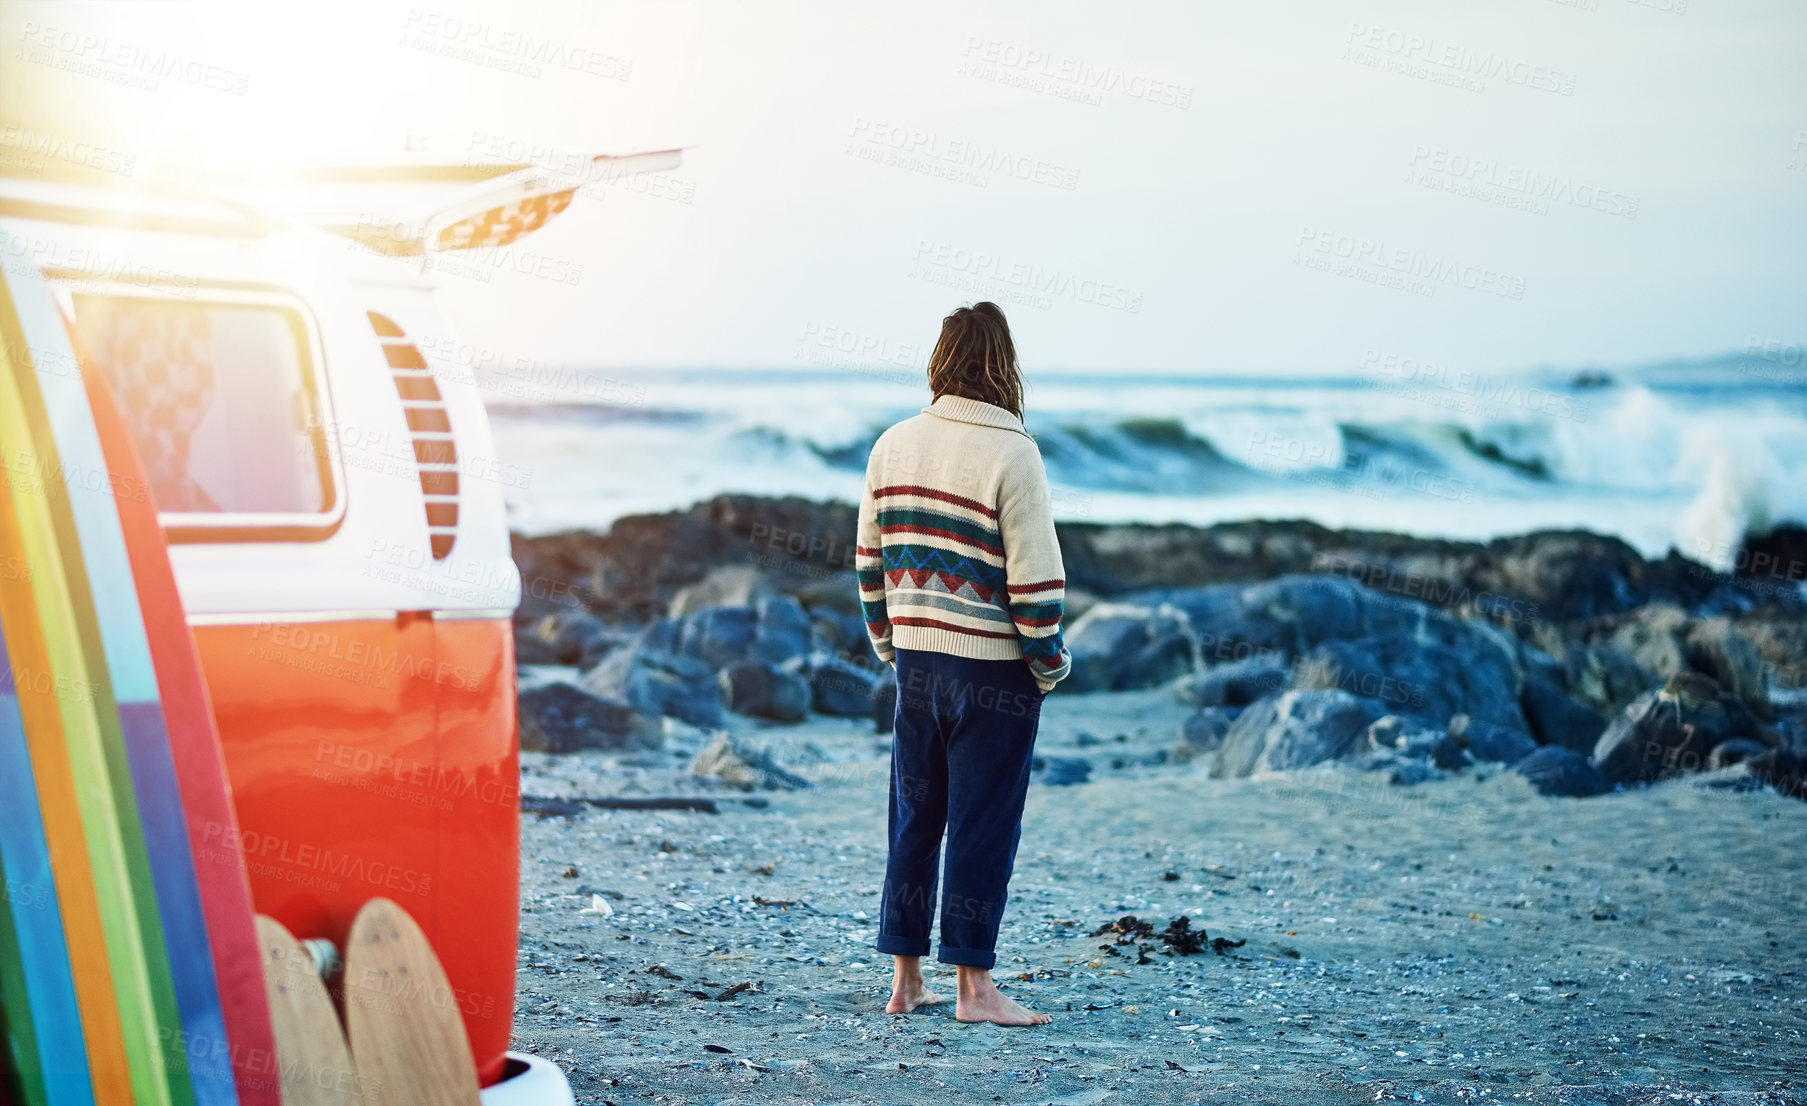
[510, 496, 860, 625]
[1743, 746, 1807, 802]
[1732, 525, 1807, 590]
[664, 597, 818, 676]
[1117, 631, 1194, 690]
[1382, 758, 1441, 786]
[1210, 690, 1391, 778]
[1034, 756, 1092, 786]
[810, 607, 873, 661]
[1684, 618, 1773, 720]
[1447, 714, 1538, 765]
[1519, 671, 1606, 753]
[1594, 603, 1691, 683]
[514, 616, 563, 666]
[674, 605, 757, 669]
[1175, 654, 1289, 708]
[872, 665, 898, 734]
[1063, 604, 1191, 691]
[717, 662, 810, 724]
[1511, 746, 1609, 797]
[1137, 575, 1519, 682]
[580, 635, 725, 728]
[805, 656, 879, 716]
[1563, 642, 1655, 717]
[750, 595, 813, 664]
[1706, 738, 1771, 770]
[514, 499, 1801, 643]
[669, 565, 776, 617]
[1516, 641, 1567, 685]
[518, 683, 659, 753]
[549, 610, 626, 670]
[1573, 608, 1774, 721]
[690, 732, 812, 790]
[1593, 673, 1772, 784]
[1295, 632, 1526, 731]
[1360, 716, 1447, 784]
[1174, 707, 1241, 764]
[1364, 715, 1443, 757]
[1780, 716, 1807, 756]
[1351, 742, 1444, 785]
[1430, 734, 1472, 772]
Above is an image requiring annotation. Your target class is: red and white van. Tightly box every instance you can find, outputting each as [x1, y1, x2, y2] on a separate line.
[0, 145, 679, 1102]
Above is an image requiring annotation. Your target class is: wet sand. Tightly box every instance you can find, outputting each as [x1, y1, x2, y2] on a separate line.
[511, 688, 1807, 1105]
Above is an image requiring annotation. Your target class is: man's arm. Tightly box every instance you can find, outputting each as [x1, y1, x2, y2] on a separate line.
[855, 467, 894, 664]
[998, 444, 1070, 692]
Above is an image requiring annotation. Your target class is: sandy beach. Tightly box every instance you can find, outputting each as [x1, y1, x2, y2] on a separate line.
[508, 688, 1807, 1105]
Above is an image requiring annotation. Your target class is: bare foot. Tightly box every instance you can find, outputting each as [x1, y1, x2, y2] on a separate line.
[954, 970, 1050, 1026]
[885, 979, 945, 1014]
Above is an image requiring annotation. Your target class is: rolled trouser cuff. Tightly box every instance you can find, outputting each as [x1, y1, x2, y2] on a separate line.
[936, 943, 997, 969]
[877, 933, 932, 957]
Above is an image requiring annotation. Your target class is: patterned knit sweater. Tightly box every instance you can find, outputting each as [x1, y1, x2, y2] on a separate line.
[855, 394, 1072, 692]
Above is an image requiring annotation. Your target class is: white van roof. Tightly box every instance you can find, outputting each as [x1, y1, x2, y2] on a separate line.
[0, 146, 682, 621]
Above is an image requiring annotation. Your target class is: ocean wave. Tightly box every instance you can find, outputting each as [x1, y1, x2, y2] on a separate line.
[486, 370, 1807, 565]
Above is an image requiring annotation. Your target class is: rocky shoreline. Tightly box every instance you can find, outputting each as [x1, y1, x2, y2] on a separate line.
[507, 495, 1807, 802]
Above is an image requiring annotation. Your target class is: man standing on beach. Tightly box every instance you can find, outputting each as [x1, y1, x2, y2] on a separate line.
[855, 302, 1072, 1026]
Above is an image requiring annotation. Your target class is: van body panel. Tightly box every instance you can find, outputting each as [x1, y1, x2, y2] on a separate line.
[190, 614, 518, 1084]
[4, 180, 545, 1093]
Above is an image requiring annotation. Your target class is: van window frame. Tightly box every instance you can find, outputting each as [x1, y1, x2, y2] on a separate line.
[52, 280, 348, 543]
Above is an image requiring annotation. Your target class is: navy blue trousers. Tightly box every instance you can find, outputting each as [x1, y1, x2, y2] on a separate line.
[876, 648, 1044, 969]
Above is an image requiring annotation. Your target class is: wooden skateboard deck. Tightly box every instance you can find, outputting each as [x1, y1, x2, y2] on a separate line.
[342, 899, 480, 1106]
[254, 917, 362, 1106]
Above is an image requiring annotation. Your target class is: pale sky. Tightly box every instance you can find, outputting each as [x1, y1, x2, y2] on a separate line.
[3, 0, 1804, 375]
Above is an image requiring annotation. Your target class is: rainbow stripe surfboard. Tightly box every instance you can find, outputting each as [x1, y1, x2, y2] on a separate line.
[0, 234, 277, 1104]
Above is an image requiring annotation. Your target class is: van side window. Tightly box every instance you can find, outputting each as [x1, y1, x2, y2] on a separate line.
[67, 294, 339, 533]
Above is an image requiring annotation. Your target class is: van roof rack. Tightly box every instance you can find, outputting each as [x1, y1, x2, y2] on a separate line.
[0, 124, 684, 252]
